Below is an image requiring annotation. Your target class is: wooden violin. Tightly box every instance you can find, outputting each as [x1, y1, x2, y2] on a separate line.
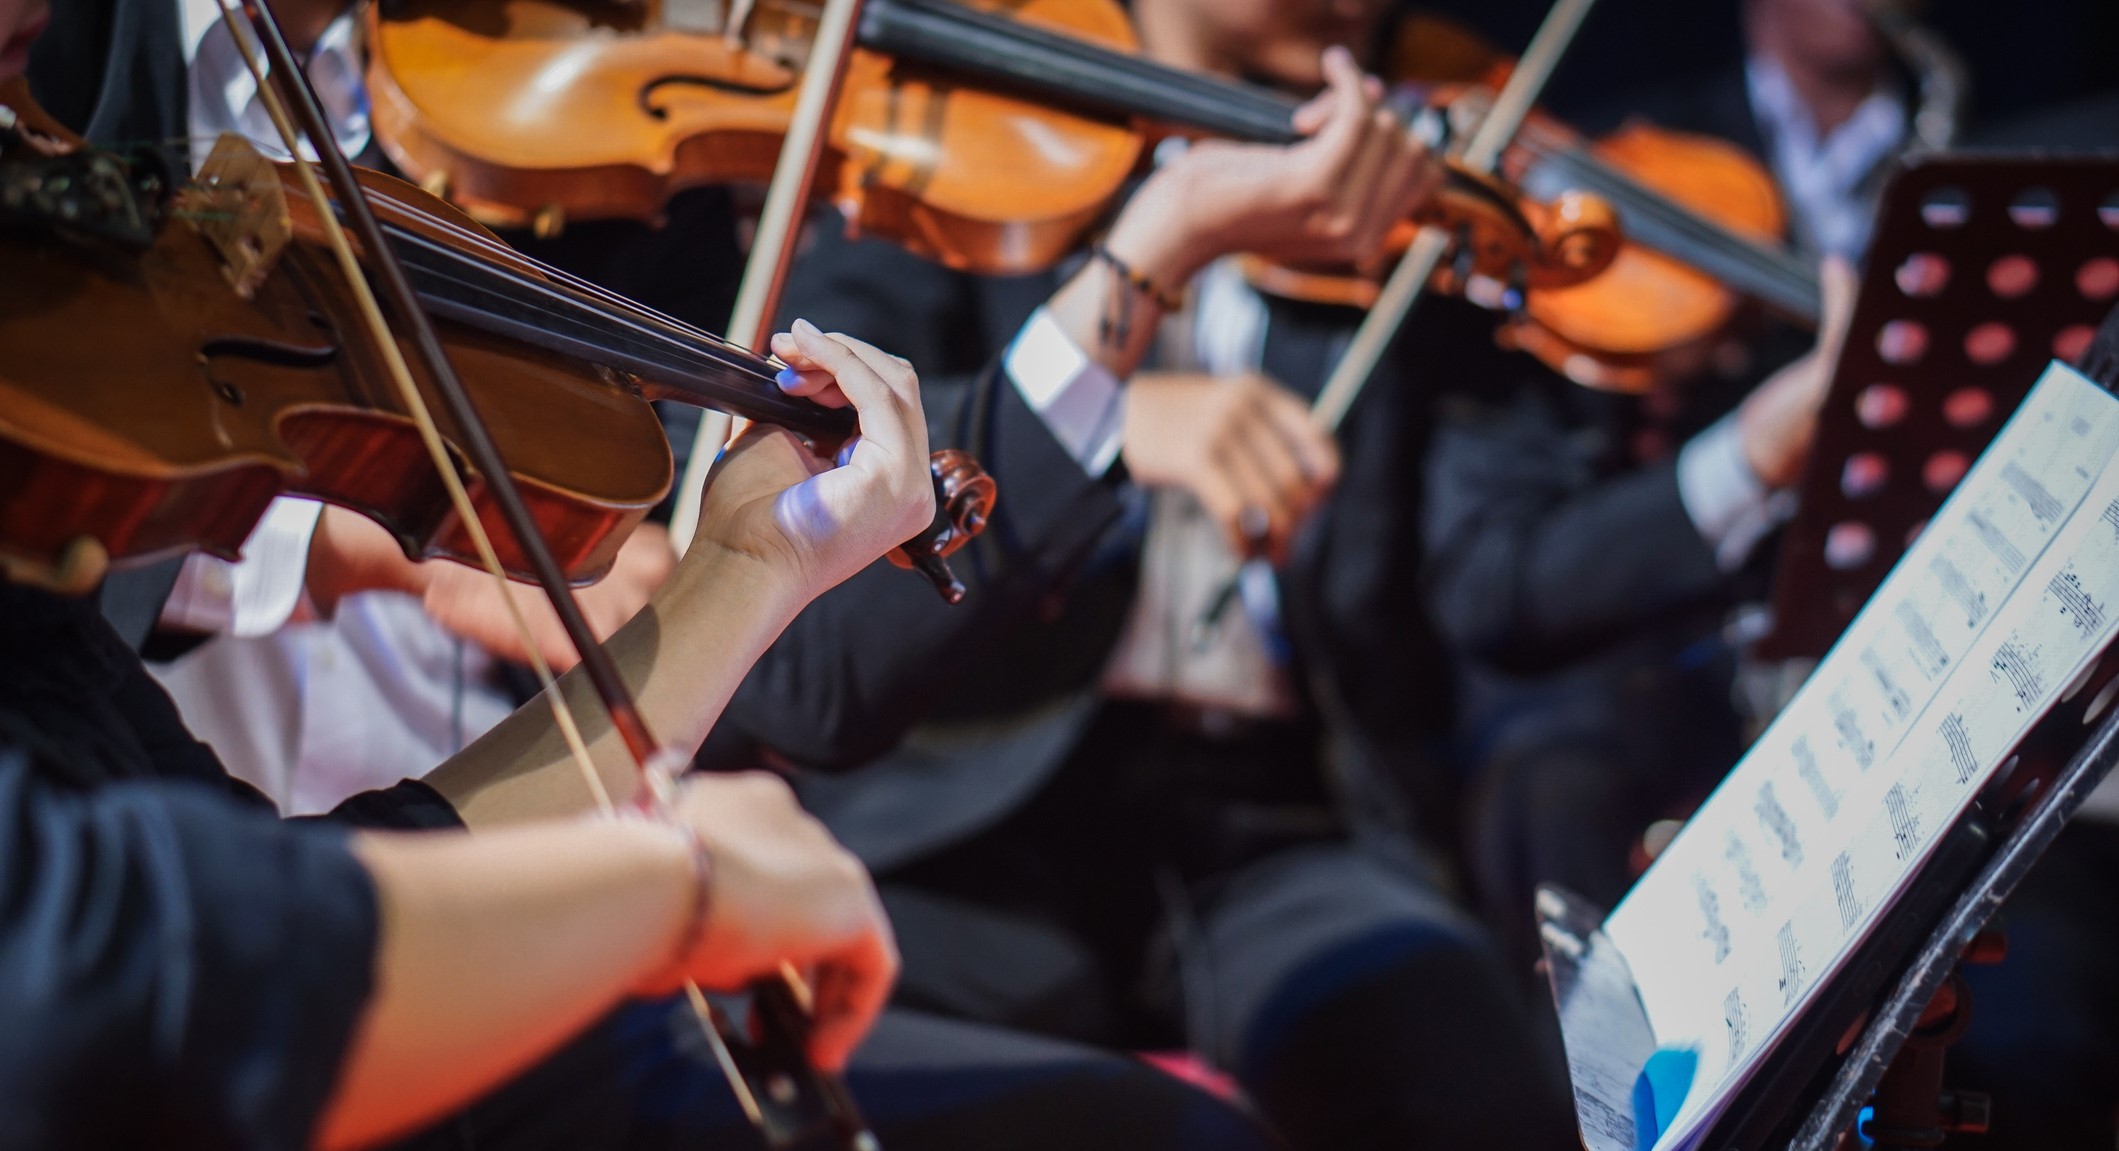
[0, 77, 993, 599]
[1376, 17, 1824, 392]
[366, 0, 1621, 296]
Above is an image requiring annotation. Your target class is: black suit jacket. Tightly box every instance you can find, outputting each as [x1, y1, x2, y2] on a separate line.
[24, 0, 186, 157]
[1419, 65, 1811, 683]
[706, 222, 1456, 871]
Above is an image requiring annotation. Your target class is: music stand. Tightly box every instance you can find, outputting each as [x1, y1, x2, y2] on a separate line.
[1541, 637, 2119, 1150]
[1540, 193, 2119, 1150]
[1759, 154, 2119, 659]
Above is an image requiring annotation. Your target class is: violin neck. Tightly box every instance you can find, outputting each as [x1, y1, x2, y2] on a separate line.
[857, 0, 1301, 144]
[378, 218, 857, 438]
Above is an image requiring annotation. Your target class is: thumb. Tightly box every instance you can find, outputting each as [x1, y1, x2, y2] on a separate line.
[1816, 255, 1860, 364]
[1291, 46, 1367, 145]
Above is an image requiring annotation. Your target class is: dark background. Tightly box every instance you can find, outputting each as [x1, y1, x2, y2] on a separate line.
[1414, 0, 2118, 133]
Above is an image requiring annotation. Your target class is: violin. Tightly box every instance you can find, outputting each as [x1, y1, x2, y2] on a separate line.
[1, 39, 973, 1143]
[0, 77, 993, 597]
[366, 0, 1621, 295]
[1375, 16, 1825, 392]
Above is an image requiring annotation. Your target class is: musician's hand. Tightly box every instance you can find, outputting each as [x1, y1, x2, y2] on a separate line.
[308, 508, 673, 669]
[419, 525, 674, 670]
[1737, 256, 1860, 489]
[1107, 46, 1442, 287]
[1121, 372, 1341, 564]
[0, 0, 51, 84]
[688, 320, 934, 601]
[646, 771, 897, 1071]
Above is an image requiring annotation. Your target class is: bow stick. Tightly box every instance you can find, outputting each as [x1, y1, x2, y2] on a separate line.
[1194, 0, 1603, 642]
[669, 0, 871, 556]
[225, 1, 879, 1145]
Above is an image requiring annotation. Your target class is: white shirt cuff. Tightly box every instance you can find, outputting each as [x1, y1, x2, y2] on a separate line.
[1004, 307, 1126, 477]
[160, 497, 324, 637]
[1676, 414, 1795, 572]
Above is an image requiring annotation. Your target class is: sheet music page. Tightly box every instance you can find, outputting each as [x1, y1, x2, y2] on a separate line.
[1601, 363, 2119, 1151]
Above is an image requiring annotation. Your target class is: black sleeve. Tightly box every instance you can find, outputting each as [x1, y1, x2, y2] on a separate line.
[0, 749, 377, 1151]
[701, 232, 1123, 771]
[1420, 383, 1728, 672]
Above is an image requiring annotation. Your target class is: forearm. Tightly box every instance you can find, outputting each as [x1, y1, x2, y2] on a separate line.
[424, 543, 802, 827]
[1044, 168, 1202, 382]
[1427, 461, 1726, 666]
[318, 819, 693, 1150]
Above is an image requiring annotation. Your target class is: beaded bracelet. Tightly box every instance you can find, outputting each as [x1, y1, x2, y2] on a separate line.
[1089, 243, 1185, 311]
[673, 823, 716, 957]
[1090, 242, 1183, 348]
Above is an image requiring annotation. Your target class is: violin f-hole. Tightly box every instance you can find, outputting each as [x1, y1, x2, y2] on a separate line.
[639, 72, 799, 122]
[200, 335, 343, 370]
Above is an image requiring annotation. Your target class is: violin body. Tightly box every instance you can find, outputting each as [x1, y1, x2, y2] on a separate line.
[1504, 123, 1787, 393]
[369, 0, 1142, 273]
[0, 145, 671, 582]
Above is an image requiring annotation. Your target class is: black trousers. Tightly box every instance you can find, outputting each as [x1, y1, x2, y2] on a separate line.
[877, 703, 1581, 1151]
[1458, 647, 1746, 975]
[381, 1006, 1275, 1151]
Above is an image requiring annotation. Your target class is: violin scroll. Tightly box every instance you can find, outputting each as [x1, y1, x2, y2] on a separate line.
[886, 449, 997, 604]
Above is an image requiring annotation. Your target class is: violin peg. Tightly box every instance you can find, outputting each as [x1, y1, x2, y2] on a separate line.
[532, 202, 566, 240]
[883, 450, 994, 604]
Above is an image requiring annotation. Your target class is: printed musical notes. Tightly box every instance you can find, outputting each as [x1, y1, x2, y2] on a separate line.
[1989, 639, 2045, 712]
[2049, 567, 2108, 636]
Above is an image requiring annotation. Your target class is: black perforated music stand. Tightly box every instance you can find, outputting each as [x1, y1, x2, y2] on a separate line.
[1759, 154, 2119, 659]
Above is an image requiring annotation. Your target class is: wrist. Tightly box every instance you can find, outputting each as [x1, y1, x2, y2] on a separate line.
[1734, 401, 1788, 491]
[634, 816, 717, 995]
[1105, 165, 1211, 290]
[306, 507, 423, 616]
[668, 533, 811, 636]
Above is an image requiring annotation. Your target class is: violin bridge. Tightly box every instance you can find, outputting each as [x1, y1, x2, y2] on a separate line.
[177, 133, 290, 300]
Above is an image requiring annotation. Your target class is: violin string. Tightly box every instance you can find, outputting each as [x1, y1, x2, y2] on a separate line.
[341, 183, 798, 393]
[1507, 123, 1805, 279]
[210, 0, 614, 810]
[360, 188, 735, 346]
[1507, 124, 1821, 313]
[353, 180, 782, 365]
[378, 224, 822, 420]
[1531, 150, 1818, 301]
[878, 0, 1298, 142]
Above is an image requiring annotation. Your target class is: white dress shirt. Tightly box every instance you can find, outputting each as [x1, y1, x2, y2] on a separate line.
[1677, 413, 1800, 573]
[1004, 261, 1786, 664]
[151, 1, 511, 813]
[1746, 56, 1907, 261]
[180, 0, 370, 172]
[1000, 258, 1294, 718]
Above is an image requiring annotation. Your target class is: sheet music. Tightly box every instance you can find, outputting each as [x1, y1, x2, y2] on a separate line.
[1602, 363, 2119, 1151]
